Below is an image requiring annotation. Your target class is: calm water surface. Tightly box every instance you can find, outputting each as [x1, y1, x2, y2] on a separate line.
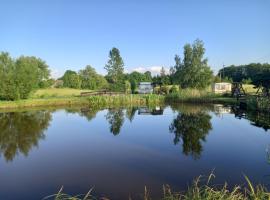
[0, 104, 270, 199]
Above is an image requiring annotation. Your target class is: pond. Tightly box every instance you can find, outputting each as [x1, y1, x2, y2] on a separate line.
[0, 104, 270, 199]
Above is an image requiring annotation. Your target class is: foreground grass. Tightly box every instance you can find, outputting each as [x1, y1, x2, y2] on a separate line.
[44, 174, 270, 200]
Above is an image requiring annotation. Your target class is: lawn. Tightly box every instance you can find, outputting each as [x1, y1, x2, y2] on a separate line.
[30, 88, 92, 98]
[243, 84, 257, 94]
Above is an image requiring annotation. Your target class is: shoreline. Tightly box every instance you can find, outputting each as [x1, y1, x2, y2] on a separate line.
[0, 94, 238, 111]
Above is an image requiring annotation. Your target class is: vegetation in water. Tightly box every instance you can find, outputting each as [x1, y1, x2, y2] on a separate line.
[44, 173, 270, 200]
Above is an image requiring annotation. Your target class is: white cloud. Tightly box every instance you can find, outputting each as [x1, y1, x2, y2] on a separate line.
[132, 66, 170, 75]
[50, 68, 64, 79]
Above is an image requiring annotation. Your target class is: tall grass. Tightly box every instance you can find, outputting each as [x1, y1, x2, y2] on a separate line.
[86, 94, 164, 108]
[165, 88, 236, 104]
[44, 174, 270, 200]
[246, 96, 270, 112]
[0, 94, 164, 110]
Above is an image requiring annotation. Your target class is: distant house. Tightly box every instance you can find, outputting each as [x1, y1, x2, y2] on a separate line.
[138, 82, 153, 94]
[212, 82, 232, 94]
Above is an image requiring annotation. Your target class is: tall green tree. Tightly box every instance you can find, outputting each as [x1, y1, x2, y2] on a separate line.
[104, 47, 125, 91]
[173, 39, 213, 89]
[0, 53, 51, 100]
[79, 65, 108, 90]
[62, 70, 81, 89]
[0, 52, 18, 100]
[15, 56, 50, 98]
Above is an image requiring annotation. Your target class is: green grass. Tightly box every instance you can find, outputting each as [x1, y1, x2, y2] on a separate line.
[44, 174, 270, 200]
[0, 94, 164, 110]
[243, 84, 257, 95]
[165, 88, 237, 104]
[30, 88, 92, 98]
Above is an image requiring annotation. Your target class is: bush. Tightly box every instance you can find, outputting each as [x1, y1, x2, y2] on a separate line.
[170, 85, 179, 93]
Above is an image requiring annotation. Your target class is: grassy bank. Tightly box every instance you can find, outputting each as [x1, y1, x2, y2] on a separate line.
[2, 87, 261, 110]
[0, 94, 164, 110]
[45, 174, 269, 200]
[246, 96, 270, 112]
[165, 88, 237, 104]
[30, 88, 92, 98]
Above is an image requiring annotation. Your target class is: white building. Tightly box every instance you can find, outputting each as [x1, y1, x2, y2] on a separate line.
[138, 82, 153, 94]
[212, 82, 232, 94]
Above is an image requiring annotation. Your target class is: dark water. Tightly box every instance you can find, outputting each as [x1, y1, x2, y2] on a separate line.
[0, 104, 270, 200]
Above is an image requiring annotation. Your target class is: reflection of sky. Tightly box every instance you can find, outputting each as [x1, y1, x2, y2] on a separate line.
[0, 107, 269, 199]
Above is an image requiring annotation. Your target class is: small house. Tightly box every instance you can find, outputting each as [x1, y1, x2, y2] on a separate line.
[138, 82, 153, 94]
[212, 82, 232, 94]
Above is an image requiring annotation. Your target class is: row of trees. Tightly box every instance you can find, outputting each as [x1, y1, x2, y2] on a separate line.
[217, 63, 270, 88]
[0, 52, 51, 100]
[4, 38, 269, 100]
[60, 40, 214, 93]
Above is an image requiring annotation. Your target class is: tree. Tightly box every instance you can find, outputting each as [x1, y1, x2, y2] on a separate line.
[173, 39, 213, 89]
[0, 111, 52, 161]
[0, 53, 51, 100]
[104, 47, 125, 91]
[218, 63, 270, 89]
[160, 67, 170, 85]
[62, 70, 81, 89]
[79, 65, 108, 90]
[144, 71, 152, 81]
[125, 80, 131, 94]
[169, 111, 212, 159]
[15, 56, 50, 98]
[0, 52, 19, 100]
[105, 109, 125, 135]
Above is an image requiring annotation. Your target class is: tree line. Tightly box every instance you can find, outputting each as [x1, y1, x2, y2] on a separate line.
[1, 38, 269, 101]
[217, 63, 270, 88]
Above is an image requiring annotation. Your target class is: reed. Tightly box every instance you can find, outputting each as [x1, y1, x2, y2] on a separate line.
[165, 88, 236, 104]
[246, 96, 270, 112]
[44, 174, 270, 200]
[0, 94, 164, 110]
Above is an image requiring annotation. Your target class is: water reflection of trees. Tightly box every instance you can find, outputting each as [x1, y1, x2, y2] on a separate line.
[0, 111, 52, 161]
[169, 111, 212, 159]
[106, 109, 125, 135]
[232, 107, 270, 131]
[126, 107, 137, 122]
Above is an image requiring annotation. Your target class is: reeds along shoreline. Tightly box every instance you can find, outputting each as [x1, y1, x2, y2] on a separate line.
[44, 174, 270, 200]
[0, 94, 164, 110]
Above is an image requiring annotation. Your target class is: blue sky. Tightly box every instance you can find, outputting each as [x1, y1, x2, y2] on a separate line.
[1, 0, 270, 78]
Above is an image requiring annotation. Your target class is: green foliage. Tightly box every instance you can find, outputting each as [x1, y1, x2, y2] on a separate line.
[169, 111, 212, 159]
[105, 109, 125, 135]
[0, 52, 51, 100]
[170, 85, 179, 93]
[62, 70, 81, 89]
[104, 47, 124, 84]
[172, 39, 213, 89]
[79, 65, 108, 90]
[218, 63, 270, 88]
[0, 111, 51, 161]
[124, 80, 131, 94]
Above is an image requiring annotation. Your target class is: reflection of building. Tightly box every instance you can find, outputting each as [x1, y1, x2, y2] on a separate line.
[138, 82, 153, 94]
[212, 82, 232, 94]
[138, 106, 163, 115]
[214, 104, 231, 114]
